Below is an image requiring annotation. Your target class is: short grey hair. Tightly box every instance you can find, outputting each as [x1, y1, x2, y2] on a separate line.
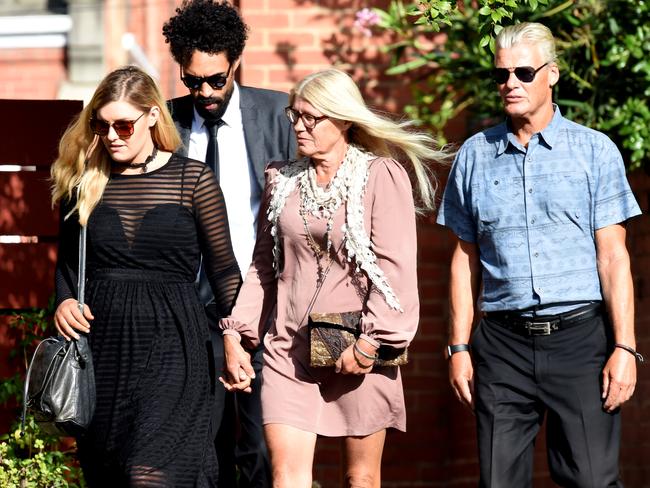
[495, 22, 557, 63]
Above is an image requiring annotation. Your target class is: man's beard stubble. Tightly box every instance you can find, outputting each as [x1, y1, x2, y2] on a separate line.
[194, 84, 234, 121]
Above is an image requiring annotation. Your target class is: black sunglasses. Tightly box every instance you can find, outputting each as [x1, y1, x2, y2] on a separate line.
[493, 62, 549, 84]
[90, 112, 145, 138]
[181, 63, 232, 91]
[284, 106, 329, 129]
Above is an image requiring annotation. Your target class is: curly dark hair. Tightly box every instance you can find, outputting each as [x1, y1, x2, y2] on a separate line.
[162, 0, 249, 66]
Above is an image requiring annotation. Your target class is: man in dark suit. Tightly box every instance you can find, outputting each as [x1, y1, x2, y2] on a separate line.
[162, 1, 296, 486]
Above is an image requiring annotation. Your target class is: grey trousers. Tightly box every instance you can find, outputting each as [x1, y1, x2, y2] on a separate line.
[472, 313, 623, 488]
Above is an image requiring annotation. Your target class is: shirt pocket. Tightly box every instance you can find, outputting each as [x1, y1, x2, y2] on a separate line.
[472, 176, 525, 236]
[544, 172, 591, 231]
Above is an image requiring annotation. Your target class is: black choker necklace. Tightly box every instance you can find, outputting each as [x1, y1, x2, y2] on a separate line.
[113, 147, 158, 173]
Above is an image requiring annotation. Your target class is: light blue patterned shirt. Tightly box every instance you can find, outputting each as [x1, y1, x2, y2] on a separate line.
[437, 107, 642, 314]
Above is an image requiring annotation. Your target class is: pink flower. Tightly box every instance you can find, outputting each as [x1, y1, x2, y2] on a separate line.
[354, 8, 380, 37]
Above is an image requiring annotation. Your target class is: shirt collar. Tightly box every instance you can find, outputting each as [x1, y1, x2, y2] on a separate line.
[221, 82, 241, 127]
[192, 81, 241, 130]
[495, 104, 563, 156]
[494, 122, 511, 156]
[537, 104, 562, 148]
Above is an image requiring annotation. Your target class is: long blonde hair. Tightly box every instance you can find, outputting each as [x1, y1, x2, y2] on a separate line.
[51, 66, 181, 225]
[289, 68, 450, 213]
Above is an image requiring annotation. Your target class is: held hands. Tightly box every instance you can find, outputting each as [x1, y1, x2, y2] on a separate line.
[449, 351, 475, 411]
[602, 347, 637, 412]
[54, 298, 94, 340]
[219, 334, 255, 393]
[335, 339, 377, 375]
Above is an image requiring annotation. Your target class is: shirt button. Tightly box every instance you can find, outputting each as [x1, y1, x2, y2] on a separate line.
[528, 188, 533, 193]
[534, 252, 539, 258]
[494, 180, 499, 185]
[526, 157, 533, 163]
[530, 218, 536, 225]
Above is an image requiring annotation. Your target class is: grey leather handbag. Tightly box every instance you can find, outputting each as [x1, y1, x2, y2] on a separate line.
[21, 222, 96, 436]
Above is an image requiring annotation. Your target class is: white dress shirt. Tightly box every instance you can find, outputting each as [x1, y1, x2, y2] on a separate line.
[188, 83, 261, 274]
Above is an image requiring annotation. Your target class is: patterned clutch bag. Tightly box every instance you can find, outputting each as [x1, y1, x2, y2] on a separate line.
[308, 311, 408, 367]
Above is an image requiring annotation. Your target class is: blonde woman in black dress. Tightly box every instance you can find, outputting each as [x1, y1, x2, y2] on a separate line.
[51, 66, 241, 487]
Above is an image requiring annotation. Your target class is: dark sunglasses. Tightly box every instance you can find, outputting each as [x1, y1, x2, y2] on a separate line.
[284, 106, 329, 129]
[493, 62, 549, 84]
[89, 112, 145, 138]
[181, 63, 232, 91]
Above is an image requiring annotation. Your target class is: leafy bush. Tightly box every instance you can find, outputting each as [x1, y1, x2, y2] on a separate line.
[0, 417, 84, 488]
[369, 0, 650, 171]
[0, 301, 85, 487]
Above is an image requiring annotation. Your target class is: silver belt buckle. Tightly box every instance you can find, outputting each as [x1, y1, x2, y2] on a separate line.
[525, 321, 553, 336]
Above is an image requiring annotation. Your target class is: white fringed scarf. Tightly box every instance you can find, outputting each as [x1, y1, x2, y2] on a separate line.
[267, 144, 403, 311]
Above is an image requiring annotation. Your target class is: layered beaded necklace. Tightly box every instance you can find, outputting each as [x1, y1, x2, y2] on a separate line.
[267, 144, 404, 311]
[298, 151, 353, 281]
[299, 204, 329, 284]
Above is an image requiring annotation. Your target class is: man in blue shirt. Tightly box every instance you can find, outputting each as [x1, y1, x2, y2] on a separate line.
[437, 22, 642, 487]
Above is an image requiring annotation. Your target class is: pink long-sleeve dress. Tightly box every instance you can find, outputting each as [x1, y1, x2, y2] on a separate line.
[220, 156, 419, 436]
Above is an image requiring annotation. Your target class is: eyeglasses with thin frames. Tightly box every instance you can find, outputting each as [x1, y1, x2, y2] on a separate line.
[493, 62, 549, 84]
[89, 112, 146, 138]
[284, 106, 329, 130]
[181, 63, 233, 91]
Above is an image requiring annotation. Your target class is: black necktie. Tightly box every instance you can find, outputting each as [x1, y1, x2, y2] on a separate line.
[204, 118, 225, 180]
[199, 118, 225, 312]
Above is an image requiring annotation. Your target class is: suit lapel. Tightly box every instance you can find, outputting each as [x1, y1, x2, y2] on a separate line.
[240, 88, 267, 191]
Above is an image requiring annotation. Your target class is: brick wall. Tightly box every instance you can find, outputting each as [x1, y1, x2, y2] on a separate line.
[1, 1, 649, 486]
[620, 172, 650, 488]
[237, 0, 400, 108]
[0, 47, 66, 99]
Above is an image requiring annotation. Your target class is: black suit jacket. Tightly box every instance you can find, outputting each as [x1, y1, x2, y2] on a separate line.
[168, 85, 296, 324]
[168, 85, 296, 193]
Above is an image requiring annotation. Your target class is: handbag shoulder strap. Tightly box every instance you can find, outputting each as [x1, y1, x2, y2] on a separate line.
[76, 185, 87, 313]
[20, 339, 50, 434]
[299, 240, 345, 326]
[77, 223, 87, 313]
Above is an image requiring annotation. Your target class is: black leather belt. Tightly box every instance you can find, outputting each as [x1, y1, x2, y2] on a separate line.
[485, 303, 602, 336]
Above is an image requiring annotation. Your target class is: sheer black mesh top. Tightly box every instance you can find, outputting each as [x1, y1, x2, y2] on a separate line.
[56, 154, 241, 317]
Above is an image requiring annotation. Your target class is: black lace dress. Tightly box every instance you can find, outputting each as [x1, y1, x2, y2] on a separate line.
[55, 155, 241, 487]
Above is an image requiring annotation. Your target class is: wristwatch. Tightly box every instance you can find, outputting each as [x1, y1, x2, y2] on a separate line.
[446, 343, 470, 360]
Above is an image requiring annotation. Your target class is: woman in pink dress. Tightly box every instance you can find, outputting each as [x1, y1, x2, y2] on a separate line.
[219, 68, 447, 487]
